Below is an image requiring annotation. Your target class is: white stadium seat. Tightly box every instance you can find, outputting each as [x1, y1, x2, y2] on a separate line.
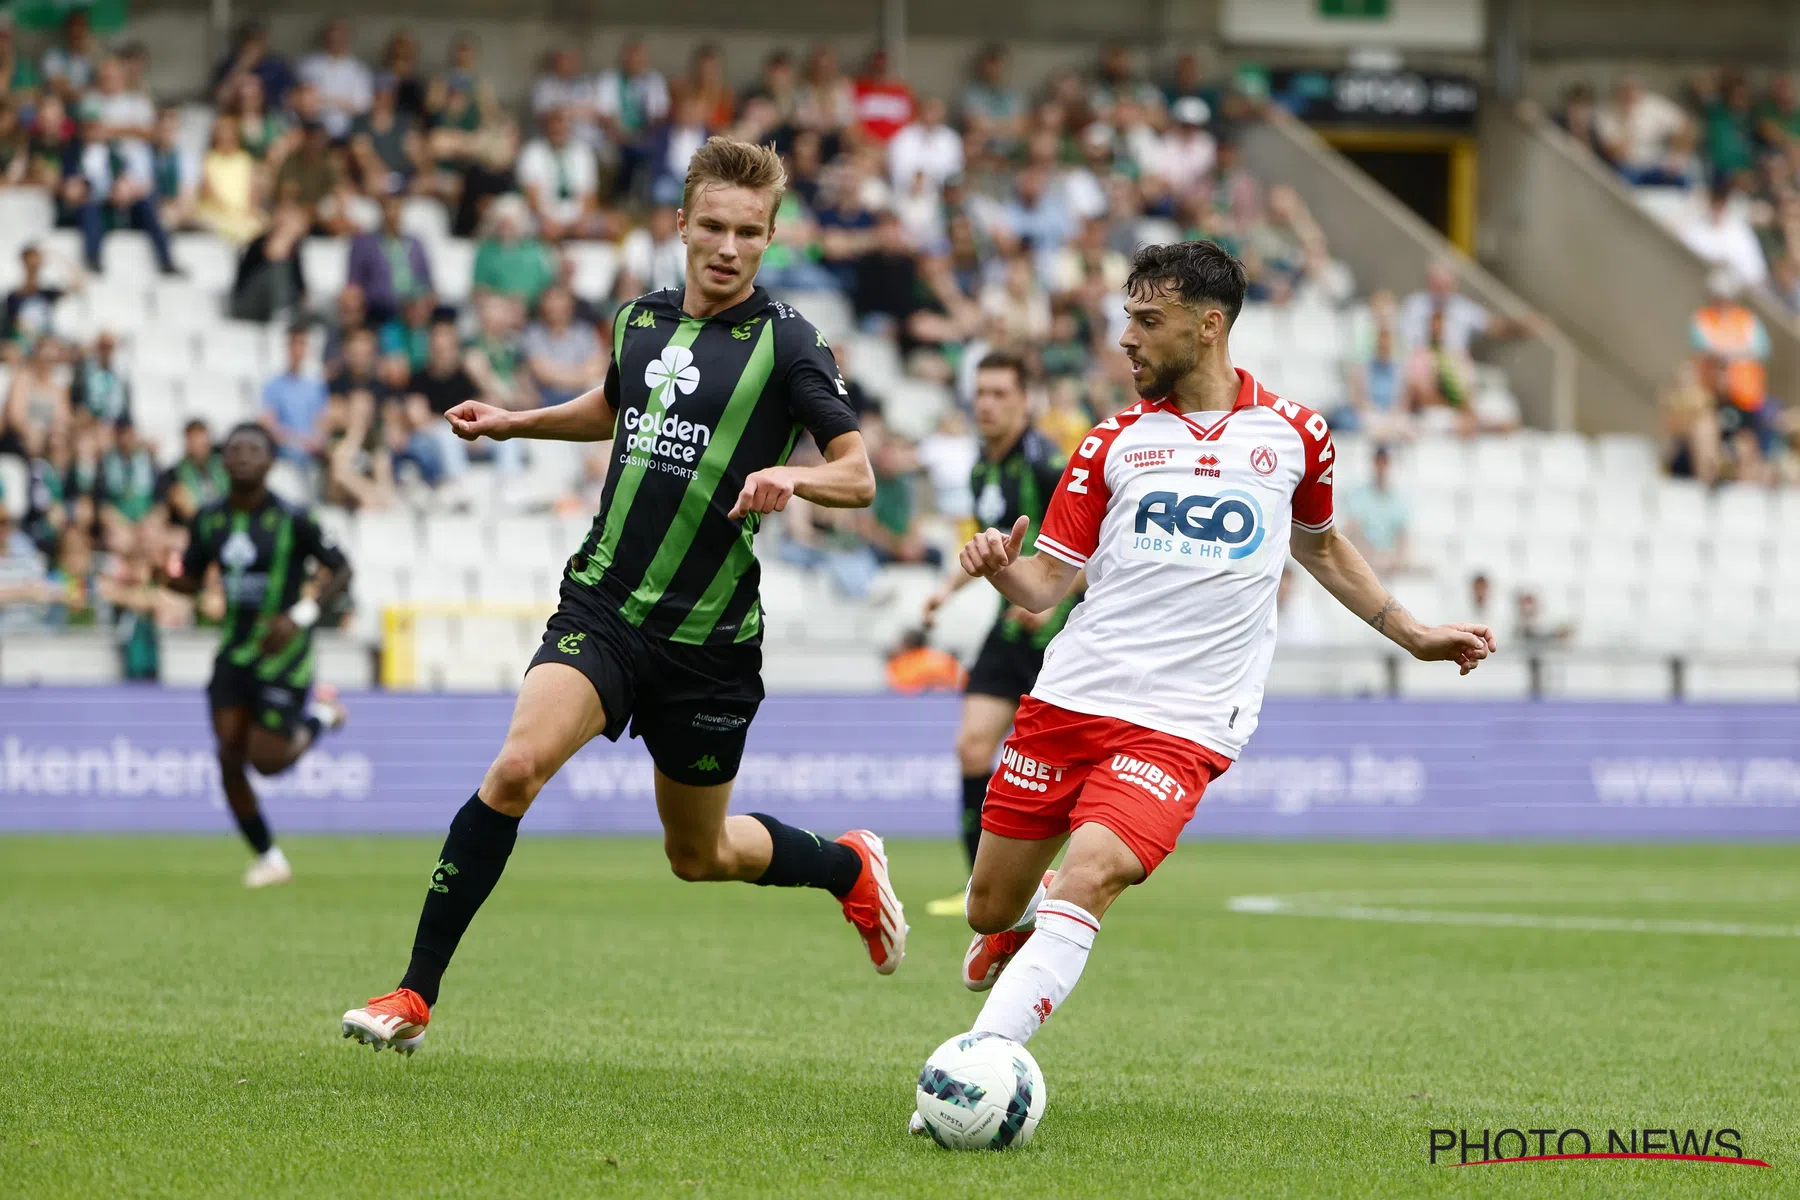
[358, 513, 419, 565]
[100, 231, 159, 286]
[202, 321, 269, 380]
[171, 233, 237, 294]
[433, 239, 475, 304]
[300, 238, 349, 301]
[564, 240, 620, 300]
[422, 514, 492, 568]
[1530, 432, 1595, 482]
[0, 454, 27, 518]
[131, 331, 198, 377]
[401, 197, 451, 246]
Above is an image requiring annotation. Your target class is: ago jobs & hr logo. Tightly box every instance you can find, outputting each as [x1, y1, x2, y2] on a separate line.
[1128, 488, 1268, 566]
[623, 345, 712, 465]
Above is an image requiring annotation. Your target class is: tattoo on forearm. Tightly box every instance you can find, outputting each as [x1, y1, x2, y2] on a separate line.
[1366, 593, 1402, 635]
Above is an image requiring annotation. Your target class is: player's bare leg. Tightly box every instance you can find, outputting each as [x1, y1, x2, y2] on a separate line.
[342, 663, 606, 1053]
[212, 706, 291, 888]
[928, 694, 1020, 916]
[961, 829, 1064, 989]
[967, 821, 1141, 1044]
[654, 771, 907, 974]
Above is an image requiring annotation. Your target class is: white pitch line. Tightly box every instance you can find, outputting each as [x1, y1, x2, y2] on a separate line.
[1226, 896, 1800, 939]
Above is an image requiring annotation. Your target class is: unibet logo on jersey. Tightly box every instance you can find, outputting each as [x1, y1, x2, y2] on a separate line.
[1126, 488, 1266, 567]
[624, 345, 713, 469]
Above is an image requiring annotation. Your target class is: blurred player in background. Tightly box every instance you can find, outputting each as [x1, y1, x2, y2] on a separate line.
[915, 242, 1494, 1125]
[922, 351, 1083, 909]
[164, 423, 352, 887]
[341, 138, 904, 1057]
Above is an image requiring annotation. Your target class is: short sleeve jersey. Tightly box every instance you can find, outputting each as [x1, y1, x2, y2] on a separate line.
[568, 286, 859, 646]
[970, 426, 1078, 647]
[1031, 369, 1334, 759]
[183, 494, 349, 676]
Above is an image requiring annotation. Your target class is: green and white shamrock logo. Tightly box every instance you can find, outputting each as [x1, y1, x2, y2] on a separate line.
[644, 345, 700, 411]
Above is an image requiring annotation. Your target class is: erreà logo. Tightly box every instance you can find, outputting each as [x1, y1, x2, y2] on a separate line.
[1133, 488, 1265, 559]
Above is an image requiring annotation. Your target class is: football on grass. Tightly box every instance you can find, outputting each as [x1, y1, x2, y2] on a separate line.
[915, 1032, 1047, 1149]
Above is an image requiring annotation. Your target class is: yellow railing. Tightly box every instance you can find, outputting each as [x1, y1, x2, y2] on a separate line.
[379, 602, 554, 689]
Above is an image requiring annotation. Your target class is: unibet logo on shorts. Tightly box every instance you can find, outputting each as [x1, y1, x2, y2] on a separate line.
[1111, 755, 1186, 803]
[1000, 745, 1066, 794]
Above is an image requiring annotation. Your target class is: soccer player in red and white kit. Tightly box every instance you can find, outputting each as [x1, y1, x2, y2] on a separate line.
[933, 240, 1496, 1066]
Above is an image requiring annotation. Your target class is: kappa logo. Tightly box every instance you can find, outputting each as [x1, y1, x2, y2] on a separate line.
[630, 308, 657, 328]
[816, 328, 830, 347]
[1250, 445, 1278, 475]
[556, 632, 586, 655]
[689, 754, 722, 773]
[1195, 453, 1221, 479]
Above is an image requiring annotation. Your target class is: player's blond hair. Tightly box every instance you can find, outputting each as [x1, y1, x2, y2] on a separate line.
[681, 136, 788, 224]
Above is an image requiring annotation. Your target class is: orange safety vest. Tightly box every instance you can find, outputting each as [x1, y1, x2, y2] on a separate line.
[1693, 304, 1767, 411]
[886, 647, 967, 694]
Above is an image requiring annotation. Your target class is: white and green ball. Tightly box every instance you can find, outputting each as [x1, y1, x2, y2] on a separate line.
[915, 1032, 1047, 1150]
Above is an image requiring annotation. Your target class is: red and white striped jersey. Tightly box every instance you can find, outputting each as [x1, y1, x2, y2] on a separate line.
[1030, 369, 1335, 759]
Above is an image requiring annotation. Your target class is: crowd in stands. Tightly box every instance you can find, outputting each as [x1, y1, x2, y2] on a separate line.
[0, 12, 1567, 666]
[1557, 72, 1800, 483]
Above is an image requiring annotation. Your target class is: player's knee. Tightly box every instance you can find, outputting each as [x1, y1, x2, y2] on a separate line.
[955, 728, 995, 776]
[1052, 858, 1136, 913]
[664, 840, 725, 883]
[216, 748, 247, 777]
[483, 744, 548, 815]
[246, 750, 287, 776]
[964, 882, 1023, 935]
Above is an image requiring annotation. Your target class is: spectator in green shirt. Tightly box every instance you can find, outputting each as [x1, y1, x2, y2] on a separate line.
[1754, 73, 1800, 153]
[1703, 74, 1757, 178]
[471, 193, 555, 306]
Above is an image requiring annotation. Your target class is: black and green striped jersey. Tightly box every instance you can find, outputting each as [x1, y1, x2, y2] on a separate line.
[182, 495, 347, 683]
[971, 427, 1078, 648]
[569, 286, 860, 646]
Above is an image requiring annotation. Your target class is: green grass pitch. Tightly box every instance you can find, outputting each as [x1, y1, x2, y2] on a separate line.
[2, 835, 1796, 1198]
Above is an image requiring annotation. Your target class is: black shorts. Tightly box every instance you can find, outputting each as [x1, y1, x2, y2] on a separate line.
[207, 658, 310, 738]
[965, 627, 1046, 701]
[528, 581, 764, 786]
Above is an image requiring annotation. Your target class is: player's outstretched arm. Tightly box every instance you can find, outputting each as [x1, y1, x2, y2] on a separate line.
[444, 382, 616, 443]
[960, 515, 1081, 614]
[728, 431, 875, 519]
[1290, 526, 1497, 675]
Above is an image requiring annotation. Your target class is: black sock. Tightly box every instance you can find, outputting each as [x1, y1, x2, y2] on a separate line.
[960, 775, 987, 867]
[232, 809, 273, 855]
[398, 794, 521, 1008]
[301, 712, 325, 742]
[749, 813, 863, 897]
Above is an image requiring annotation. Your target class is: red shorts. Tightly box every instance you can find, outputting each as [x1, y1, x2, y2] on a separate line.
[981, 696, 1232, 877]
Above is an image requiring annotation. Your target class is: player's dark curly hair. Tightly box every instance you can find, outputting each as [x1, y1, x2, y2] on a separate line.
[224, 421, 276, 453]
[1124, 240, 1248, 327]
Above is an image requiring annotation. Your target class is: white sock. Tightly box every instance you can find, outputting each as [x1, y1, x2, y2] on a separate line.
[1012, 879, 1048, 931]
[969, 899, 1099, 1044]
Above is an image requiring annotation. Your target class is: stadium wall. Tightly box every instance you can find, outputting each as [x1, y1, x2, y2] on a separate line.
[4, 687, 1798, 839]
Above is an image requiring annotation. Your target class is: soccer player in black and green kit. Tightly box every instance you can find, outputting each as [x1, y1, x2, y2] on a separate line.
[165, 424, 353, 887]
[341, 139, 906, 1055]
[922, 354, 1082, 902]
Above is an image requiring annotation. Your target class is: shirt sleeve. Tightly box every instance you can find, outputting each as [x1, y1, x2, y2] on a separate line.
[295, 508, 349, 572]
[602, 357, 621, 411]
[1035, 429, 1113, 567]
[180, 520, 214, 580]
[781, 320, 859, 447]
[1292, 414, 1336, 533]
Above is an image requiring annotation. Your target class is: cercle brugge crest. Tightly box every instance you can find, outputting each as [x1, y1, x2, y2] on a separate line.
[644, 345, 700, 411]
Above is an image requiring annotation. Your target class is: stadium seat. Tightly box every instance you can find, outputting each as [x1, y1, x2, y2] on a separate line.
[171, 233, 237, 294]
[48, 293, 92, 343]
[410, 561, 475, 604]
[1650, 479, 1711, 537]
[1712, 534, 1771, 587]
[1464, 490, 1529, 541]
[774, 289, 853, 343]
[131, 331, 198, 377]
[756, 562, 809, 638]
[847, 332, 903, 399]
[1264, 650, 1390, 697]
[129, 375, 184, 454]
[490, 516, 558, 567]
[400, 197, 451, 246]
[358, 513, 419, 565]
[434, 239, 475, 304]
[1685, 662, 1800, 701]
[1398, 436, 1472, 494]
[564, 241, 620, 300]
[154, 279, 227, 331]
[422, 514, 493, 568]
[470, 567, 557, 607]
[0, 631, 118, 683]
[1586, 487, 1652, 540]
[1530, 431, 1595, 482]
[1696, 583, 1765, 653]
[881, 377, 952, 442]
[181, 373, 254, 429]
[1711, 482, 1772, 538]
[1399, 654, 1530, 698]
[315, 508, 357, 560]
[551, 515, 593, 561]
[1637, 585, 1702, 652]
[1469, 436, 1531, 489]
[1574, 585, 1640, 649]
[202, 321, 270, 380]
[85, 284, 150, 335]
[0, 189, 53, 243]
[0, 454, 27, 518]
[299, 238, 349, 300]
[1595, 434, 1659, 481]
[100, 232, 159, 287]
[1543, 656, 1672, 699]
[1645, 538, 1704, 581]
[353, 561, 408, 611]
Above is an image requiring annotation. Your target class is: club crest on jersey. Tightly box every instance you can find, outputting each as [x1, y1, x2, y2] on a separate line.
[976, 480, 1007, 526]
[219, 529, 257, 572]
[644, 345, 700, 411]
[1128, 488, 1266, 567]
[1250, 445, 1278, 475]
[1194, 453, 1221, 479]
